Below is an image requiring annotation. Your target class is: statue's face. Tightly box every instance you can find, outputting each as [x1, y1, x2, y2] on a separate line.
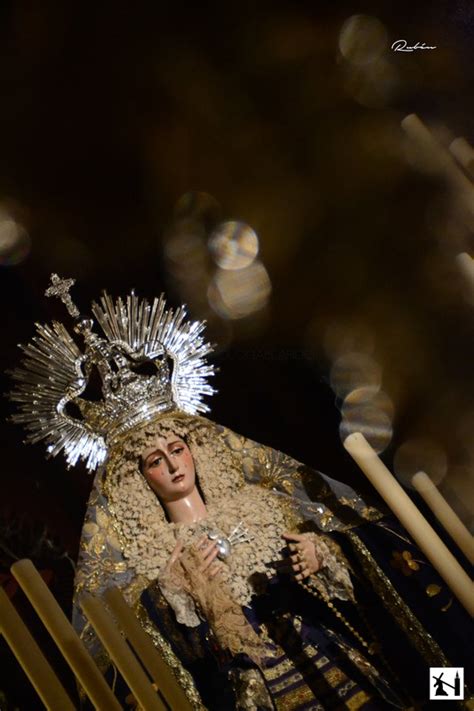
[141, 433, 196, 503]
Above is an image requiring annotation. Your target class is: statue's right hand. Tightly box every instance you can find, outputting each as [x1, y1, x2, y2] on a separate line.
[165, 539, 184, 574]
[194, 535, 223, 579]
[166, 536, 222, 581]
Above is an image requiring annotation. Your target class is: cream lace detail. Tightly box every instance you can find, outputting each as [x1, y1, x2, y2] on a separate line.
[230, 668, 274, 710]
[306, 532, 355, 602]
[160, 545, 267, 663]
[103, 414, 247, 581]
[168, 488, 290, 607]
[101, 413, 355, 613]
[158, 570, 201, 627]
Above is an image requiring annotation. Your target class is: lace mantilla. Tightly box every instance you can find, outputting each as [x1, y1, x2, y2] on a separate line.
[93, 413, 355, 621]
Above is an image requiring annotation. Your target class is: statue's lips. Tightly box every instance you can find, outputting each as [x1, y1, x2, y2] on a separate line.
[172, 474, 185, 483]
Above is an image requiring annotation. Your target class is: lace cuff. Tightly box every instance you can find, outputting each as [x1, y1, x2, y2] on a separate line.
[157, 570, 201, 627]
[305, 533, 355, 602]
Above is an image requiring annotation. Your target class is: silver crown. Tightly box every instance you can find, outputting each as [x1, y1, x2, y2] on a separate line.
[9, 274, 216, 471]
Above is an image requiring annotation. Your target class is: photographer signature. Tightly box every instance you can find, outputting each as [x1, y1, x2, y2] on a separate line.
[391, 40, 437, 52]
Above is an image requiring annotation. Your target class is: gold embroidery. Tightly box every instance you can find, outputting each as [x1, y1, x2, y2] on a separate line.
[346, 690, 371, 710]
[347, 532, 451, 667]
[324, 667, 349, 687]
[361, 506, 383, 522]
[270, 671, 305, 694]
[390, 550, 420, 576]
[274, 683, 318, 710]
[316, 654, 331, 669]
[264, 658, 296, 681]
[441, 598, 453, 612]
[263, 645, 321, 680]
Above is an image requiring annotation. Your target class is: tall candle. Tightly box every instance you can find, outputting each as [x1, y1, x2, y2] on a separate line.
[449, 137, 474, 179]
[401, 114, 474, 201]
[412, 471, 474, 565]
[344, 433, 474, 616]
[0, 585, 75, 710]
[104, 587, 193, 710]
[11, 559, 121, 710]
[456, 252, 474, 294]
[80, 593, 166, 711]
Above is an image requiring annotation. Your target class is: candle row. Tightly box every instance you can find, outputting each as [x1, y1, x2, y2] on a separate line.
[344, 433, 473, 617]
[1, 559, 193, 710]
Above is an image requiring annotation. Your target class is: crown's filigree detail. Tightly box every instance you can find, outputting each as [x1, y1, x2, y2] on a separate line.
[9, 276, 216, 472]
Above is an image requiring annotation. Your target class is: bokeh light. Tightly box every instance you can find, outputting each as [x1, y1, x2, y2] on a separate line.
[442, 465, 474, 531]
[444, 466, 474, 512]
[323, 321, 375, 361]
[173, 191, 221, 226]
[343, 57, 400, 108]
[164, 217, 212, 300]
[456, 252, 474, 305]
[209, 220, 259, 270]
[339, 15, 388, 67]
[339, 404, 393, 453]
[0, 207, 30, 266]
[402, 132, 445, 176]
[394, 437, 448, 488]
[163, 192, 225, 321]
[208, 260, 271, 319]
[456, 410, 474, 461]
[165, 220, 207, 273]
[330, 352, 382, 399]
[342, 386, 394, 420]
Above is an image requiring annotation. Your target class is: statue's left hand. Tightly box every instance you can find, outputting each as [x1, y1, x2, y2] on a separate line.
[282, 532, 323, 581]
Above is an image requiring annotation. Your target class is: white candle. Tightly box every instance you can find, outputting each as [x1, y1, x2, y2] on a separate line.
[402, 113, 474, 201]
[412, 471, 474, 565]
[0, 585, 75, 710]
[104, 587, 193, 710]
[344, 433, 474, 616]
[449, 137, 474, 179]
[456, 252, 474, 295]
[11, 559, 121, 710]
[80, 593, 166, 711]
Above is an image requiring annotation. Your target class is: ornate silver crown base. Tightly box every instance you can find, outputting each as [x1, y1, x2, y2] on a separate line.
[107, 397, 179, 449]
[10, 276, 216, 473]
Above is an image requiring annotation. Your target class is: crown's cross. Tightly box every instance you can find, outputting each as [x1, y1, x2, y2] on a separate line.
[45, 273, 80, 318]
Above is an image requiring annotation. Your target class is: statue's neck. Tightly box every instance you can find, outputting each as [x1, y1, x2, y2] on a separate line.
[164, 487, 207, 524]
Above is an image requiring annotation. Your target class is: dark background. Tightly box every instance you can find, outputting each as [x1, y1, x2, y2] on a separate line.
[0, 1, 473, 707]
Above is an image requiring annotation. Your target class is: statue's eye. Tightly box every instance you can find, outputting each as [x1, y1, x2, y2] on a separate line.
[171, 447, 184, 456]
[149, 456, 162, 468]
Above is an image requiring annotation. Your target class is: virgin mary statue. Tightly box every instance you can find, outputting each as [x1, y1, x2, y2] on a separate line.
[10, 276, 472, 710]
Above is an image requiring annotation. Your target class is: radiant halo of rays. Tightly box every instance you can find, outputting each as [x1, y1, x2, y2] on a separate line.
[10, 291, 216, 472]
